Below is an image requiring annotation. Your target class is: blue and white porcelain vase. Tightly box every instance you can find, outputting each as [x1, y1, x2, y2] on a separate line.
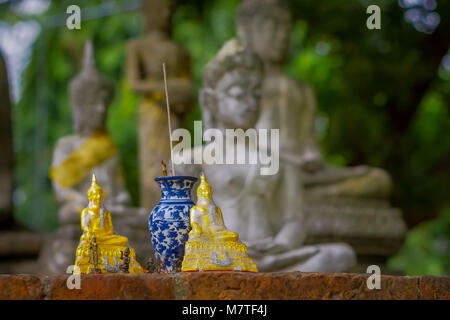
[148, 176, 197, 273]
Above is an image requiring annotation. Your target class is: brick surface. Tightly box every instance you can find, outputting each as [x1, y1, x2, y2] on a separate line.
[178, 272, 421, 300]
[0, 275, 43, 299]
[418, 276, 450, 300]
[47, 274, 175, 300]
[0, 272, 448, 300]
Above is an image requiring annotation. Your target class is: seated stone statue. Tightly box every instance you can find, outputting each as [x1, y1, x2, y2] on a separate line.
[50, 41, 132, 225]
[74, 175, 144, 274]
[182, 173, 257, 272]
[236, 0, 392, 199]
[236, 0, 406, 263]
[174, 39, 356, 272]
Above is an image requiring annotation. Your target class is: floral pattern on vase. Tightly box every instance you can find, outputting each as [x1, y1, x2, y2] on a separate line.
[148, 176, 197, 272]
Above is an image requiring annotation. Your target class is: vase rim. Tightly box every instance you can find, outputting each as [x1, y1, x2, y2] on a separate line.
[154, 175, 198, 182]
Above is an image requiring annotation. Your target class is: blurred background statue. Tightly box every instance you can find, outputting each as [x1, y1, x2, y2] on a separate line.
[175, 39, 356, 272]
[40, 42, 148, 273]
[126, 0, 195, 210]
[236, 0, 407, 270]
[49, 41, 131, 224]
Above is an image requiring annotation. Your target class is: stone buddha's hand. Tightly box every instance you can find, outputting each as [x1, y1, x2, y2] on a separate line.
[247, 223, 305, 255]
[263, 242, 293, 255]
[246, 237, 276, 254]
[247, 237, 290, 255]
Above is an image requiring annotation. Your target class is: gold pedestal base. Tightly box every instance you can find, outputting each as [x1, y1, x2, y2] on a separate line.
[181, 240, 258, 272]
[74, 244, 144, 274]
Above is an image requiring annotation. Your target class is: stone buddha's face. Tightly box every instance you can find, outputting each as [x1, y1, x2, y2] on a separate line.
[211, 69, 262, 130]
[71, 76, 112, 136]
[239, 10, 292, 64]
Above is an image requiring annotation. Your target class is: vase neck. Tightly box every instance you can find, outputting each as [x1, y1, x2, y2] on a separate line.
[156, 177, 197, 202]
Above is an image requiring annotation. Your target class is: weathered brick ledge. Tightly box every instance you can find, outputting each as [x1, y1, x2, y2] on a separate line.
[0, 272, 448, 300]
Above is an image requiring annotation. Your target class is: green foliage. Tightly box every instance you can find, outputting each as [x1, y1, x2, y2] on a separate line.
[388, 207, 450, 276]
[173, 0, 240, 134]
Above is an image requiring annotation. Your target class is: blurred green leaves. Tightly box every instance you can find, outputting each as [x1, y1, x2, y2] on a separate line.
[389, 207, 450, 276]
[173, 0, 240, 133]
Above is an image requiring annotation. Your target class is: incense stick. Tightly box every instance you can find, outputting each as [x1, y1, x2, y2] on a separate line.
[162, 62, 175, 176]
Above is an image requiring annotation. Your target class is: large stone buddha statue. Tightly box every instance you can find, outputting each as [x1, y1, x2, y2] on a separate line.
[175, 39, 356, 272]
[236, 0, 406, 263]
[74, 175, 144, 274]
[236, 0, 392, 196]
[126, 0, 195, 209]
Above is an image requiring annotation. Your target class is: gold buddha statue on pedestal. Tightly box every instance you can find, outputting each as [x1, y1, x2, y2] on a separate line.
[74, 175, 144, 274]
[181, 174, 258, 272]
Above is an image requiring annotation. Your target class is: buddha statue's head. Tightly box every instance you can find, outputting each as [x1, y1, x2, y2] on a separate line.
[236, 0, 292, 64]
[87, 174, 103, 207]
[197, 173, 212, 199]
[200, 39, 262, 130]
[69, 41, 114, 136]
[142, 0, 175, 35]
[196, 173, 217, 208]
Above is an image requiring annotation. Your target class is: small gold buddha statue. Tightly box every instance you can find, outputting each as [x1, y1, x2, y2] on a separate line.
[181, 174, 258, 272]
[73, 175, 144, 274]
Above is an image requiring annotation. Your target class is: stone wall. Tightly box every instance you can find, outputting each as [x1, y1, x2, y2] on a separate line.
[0, 272, 448, 300]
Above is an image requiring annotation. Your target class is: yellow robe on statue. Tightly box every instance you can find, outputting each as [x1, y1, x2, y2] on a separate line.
[49, 129, 118, 188]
